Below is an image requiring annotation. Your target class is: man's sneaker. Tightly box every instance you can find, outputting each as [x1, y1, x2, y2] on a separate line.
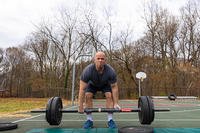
[83, 120, 93, 129]
[107, 119, 117, 128]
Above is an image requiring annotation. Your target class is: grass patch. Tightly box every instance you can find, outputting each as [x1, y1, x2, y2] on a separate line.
[0, 98, 48, 114]
[0, 98, 71, 115]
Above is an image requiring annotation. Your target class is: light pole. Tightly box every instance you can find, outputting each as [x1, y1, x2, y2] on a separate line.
[71, 54, 92, 105]
[136, 72, 147, 97]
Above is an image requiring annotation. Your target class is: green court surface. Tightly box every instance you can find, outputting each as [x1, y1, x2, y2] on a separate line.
[1, 98, 200, 133]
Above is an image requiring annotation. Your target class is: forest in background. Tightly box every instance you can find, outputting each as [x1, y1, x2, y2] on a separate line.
[0, 1, 200, 99]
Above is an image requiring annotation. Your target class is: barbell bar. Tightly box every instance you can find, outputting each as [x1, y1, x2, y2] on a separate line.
[30, 96, 170, 125]
[31, 107, 170, 113]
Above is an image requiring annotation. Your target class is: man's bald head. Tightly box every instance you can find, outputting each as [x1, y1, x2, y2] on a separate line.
[94, 51, 106, 71]
[95, 51, 106, 59]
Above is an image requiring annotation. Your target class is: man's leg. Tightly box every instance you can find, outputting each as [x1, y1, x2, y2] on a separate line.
[105, 92, 117, 128]
[105, 92, 113, 108]
[105, 92, 113, 121]
[82, 92, 94, 129]
[85, 92, 94, 121]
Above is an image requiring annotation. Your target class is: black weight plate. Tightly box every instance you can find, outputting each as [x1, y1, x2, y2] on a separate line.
[50, 97, 63, 125]
[146, 96, 155, 124]
[138, 96, 149, 124]
[168, 94, 176, 100]
[118, 126, 154, 133]
[138, 96, 153, 124]
[46, 97, 54, 125]
[0, 123, 18, 131]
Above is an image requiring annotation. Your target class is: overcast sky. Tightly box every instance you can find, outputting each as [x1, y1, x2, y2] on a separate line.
[0, 0, 189, 49]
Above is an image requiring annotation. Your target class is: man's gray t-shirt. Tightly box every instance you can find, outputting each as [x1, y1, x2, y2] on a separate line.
[80, 64, 117, 88]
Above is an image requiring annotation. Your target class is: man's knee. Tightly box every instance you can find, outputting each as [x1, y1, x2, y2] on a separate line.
[85, 92, 93, 101]
[105, 92, 112, 100]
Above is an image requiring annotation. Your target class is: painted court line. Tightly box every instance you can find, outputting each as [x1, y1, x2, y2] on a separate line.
[13, 114, 45, 123]
[12, 105, 78, 123]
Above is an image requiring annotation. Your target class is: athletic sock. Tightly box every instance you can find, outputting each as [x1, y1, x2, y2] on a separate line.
[86, 113, 93, 121]
[107, 113, 113, 121]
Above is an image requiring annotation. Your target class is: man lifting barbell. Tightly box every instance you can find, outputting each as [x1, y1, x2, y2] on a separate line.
[30, 52, 170, 128]
[78, 51, 121, 129]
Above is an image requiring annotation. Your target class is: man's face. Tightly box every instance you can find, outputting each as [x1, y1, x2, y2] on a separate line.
[94, 53, 106, 70]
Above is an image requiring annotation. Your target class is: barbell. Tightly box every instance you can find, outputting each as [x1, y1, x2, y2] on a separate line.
[31, 96, 170, 125]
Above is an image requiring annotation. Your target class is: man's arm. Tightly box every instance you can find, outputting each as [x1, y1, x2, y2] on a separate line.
[78, 80, 88, 113]
[111, 82, 120, 108]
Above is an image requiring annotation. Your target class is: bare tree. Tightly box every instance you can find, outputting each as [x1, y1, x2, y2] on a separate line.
[34, 8, 87, 98]
[166, 16, 180, 68]
[4, 47, 32, 97]
[111, 28, 141, 96]
[179, 0, 200, 67]
[143, 1, 161, 60]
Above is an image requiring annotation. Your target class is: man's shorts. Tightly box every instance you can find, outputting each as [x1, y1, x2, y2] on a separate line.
[85, 84, 112, 94]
